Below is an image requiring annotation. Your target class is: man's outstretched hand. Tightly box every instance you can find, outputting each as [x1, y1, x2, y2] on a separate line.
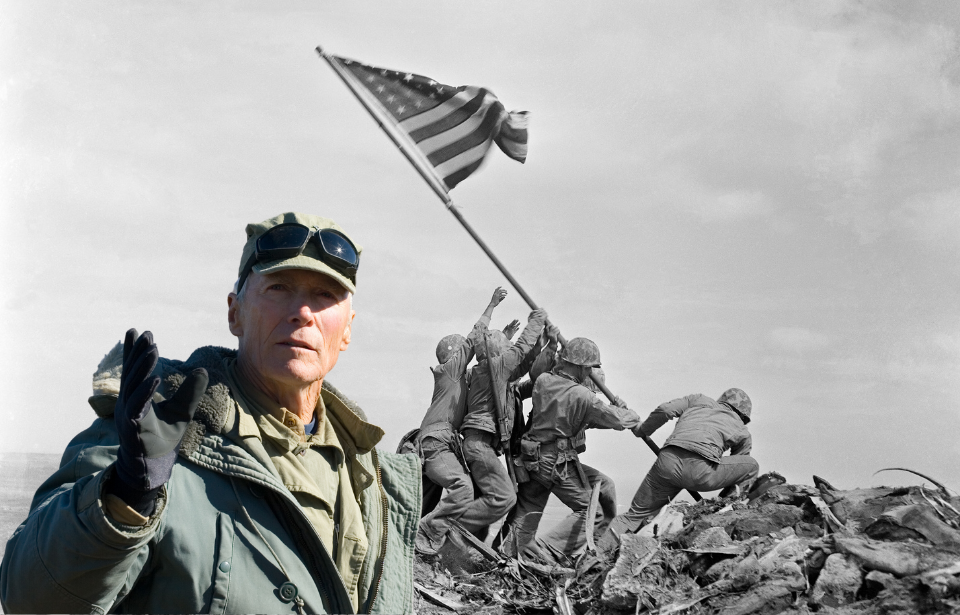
[502, 319, 521, 340]
[110, 329, 208, 515]
[489, 286, 508, 307]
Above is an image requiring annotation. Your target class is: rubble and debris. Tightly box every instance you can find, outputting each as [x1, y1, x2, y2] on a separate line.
[810, 553, 862, 607]
[413, 472, 960, 614]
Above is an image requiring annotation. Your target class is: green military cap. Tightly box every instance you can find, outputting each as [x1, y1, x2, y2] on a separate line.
[237, 212, 362, 294]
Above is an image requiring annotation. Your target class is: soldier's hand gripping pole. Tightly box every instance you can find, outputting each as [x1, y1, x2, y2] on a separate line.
[432, 198, 702, 500]
[554, 328, 702, 502]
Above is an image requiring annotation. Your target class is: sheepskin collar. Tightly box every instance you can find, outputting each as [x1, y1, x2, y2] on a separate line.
[88, 343, 373, 458]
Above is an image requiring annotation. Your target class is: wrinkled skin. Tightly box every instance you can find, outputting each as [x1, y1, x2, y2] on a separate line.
[227, 268, 354, 421]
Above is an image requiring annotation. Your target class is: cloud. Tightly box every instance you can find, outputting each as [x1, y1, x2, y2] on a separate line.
[698, 190, 773, 222]
[768, 327, 831, 353]
[934, 333, 960, 357]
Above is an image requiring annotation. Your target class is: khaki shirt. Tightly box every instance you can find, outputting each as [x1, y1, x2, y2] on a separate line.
[225, 360, 369, 612]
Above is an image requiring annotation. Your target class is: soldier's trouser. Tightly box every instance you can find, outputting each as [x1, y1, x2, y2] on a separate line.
[512, 463, 611, 557]
[599, 446, 759, 554]
[538, 467, 617, 555]
[418, 436, 474, 542]
[458, 429, 516, 533]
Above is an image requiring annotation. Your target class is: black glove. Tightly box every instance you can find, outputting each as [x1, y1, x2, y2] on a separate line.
[108, 329, 208, 516]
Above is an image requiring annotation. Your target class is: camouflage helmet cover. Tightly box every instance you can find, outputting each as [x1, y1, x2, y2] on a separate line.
[718, 388, 752, 422]
[560, 337, 601, 367]
[476, 330, 509, 360]
[436, 334, 466, 364]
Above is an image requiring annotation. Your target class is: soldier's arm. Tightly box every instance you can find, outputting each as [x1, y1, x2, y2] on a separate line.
[461, 287, 508, 367]
[457, 288, 506, 376]
[585, 394, 642, 431]
[729, 431, 753, 456]
[503, 308, 548, 373]
[527, 323, 559, 383]
[515, 377, 535, 402]
[636, 393, 703, 436]
[1, 419, 158, 613]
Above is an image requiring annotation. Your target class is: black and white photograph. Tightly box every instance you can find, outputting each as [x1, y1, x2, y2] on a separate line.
[2, 2, 959, 613]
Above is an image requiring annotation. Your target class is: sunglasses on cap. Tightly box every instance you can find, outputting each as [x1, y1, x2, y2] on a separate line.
[237, 223, 360, 292]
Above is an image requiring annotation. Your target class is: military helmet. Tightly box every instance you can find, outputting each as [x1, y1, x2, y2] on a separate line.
[476, 330, 509, 360]
[718, 388, 752, 422]
[436, 334, 466, 364]
[560, 337, 601, 367]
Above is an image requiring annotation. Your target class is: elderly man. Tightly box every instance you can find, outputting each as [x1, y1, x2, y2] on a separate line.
[1, 213, 421, 614]
[598, 388, 758, 556]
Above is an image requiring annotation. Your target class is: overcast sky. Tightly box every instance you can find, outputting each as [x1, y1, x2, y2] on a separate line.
[2, 1, 959, 503]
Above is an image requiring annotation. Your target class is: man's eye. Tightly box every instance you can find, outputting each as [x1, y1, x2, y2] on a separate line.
[268, 284, 286, 291]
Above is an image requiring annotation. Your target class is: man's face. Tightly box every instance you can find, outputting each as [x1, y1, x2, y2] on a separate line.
[227, 269, 355, 391]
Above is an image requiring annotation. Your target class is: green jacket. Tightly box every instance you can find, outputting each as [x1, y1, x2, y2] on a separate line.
[0, 346, 421, 614]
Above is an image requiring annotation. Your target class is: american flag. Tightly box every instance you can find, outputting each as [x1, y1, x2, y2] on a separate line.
[331, 55, 528, 190]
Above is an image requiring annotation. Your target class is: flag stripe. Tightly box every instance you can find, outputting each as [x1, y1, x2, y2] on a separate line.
[427, 101, 503, 166]
[433, 138, 493, 179]
[443, 158, 486, 189]
[415, 95, 500, 156]
[398, 87, 480, 132]
[332, 55, 527, 191]
[408, 89, 488, 143]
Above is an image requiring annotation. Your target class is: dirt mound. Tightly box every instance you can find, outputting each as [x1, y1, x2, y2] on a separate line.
[414, 474, 960, 614]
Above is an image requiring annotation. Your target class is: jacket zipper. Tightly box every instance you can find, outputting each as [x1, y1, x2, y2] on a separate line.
[365, 448, 390, 613]
[192, 446, 353, 613]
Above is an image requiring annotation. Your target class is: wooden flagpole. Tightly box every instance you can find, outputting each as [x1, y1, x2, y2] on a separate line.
[317, 46, 700, 501]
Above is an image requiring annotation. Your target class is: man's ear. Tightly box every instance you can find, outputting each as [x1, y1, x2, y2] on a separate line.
[227, 293, 243, 338]
[340, 309, 355, 351]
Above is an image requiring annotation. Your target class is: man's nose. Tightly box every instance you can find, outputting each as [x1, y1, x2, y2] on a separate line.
[287, 298, 315, 324]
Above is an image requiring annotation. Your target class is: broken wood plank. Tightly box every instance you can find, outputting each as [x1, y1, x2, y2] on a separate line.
[449, 519, 503, 562]
[585, 480, 602, 552]
[810, 496, 853, 535]
[415, 582, 468, 611]
[555, 580, 574, 615]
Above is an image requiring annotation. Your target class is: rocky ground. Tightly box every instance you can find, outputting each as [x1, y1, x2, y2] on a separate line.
[3, 456, 958, 614]
[413, 473, 960, 614]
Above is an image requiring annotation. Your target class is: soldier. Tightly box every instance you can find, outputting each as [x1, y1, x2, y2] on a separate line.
[456, 308, 549, 536]
[510, 338, 641, 560]
[530, 368, 620, 557]
[598, 388, 758, 556]
[415, 287, 508, 554]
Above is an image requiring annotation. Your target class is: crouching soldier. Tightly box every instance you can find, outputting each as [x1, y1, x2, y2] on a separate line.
[509, 338, 641, 560]
[415, 287, 508, 554]
[1, 212, 421, 614]
[598, 388, 759, 556]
